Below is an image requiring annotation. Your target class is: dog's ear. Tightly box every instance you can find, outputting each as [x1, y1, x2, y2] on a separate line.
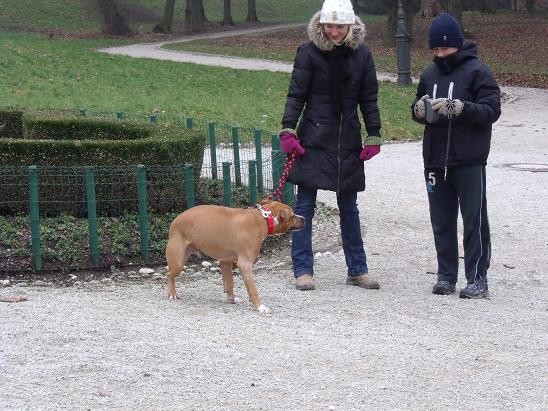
[279, 208, 290, 221]
[257, 197, 272, 206]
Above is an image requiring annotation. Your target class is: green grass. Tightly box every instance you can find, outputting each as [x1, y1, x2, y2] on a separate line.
[165, 39, 297, 62]
[0, 0, 101, 32]
[0, 31, 422, 140]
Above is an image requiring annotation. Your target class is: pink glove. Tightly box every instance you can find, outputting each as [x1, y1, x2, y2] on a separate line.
[359, 145, 381, 161]
[279, 131, 305, 156]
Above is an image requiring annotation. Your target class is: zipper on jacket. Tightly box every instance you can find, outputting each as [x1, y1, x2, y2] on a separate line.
[337, 113, 343, 192]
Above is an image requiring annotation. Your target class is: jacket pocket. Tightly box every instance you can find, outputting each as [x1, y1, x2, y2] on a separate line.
[300, 117, 338, 149]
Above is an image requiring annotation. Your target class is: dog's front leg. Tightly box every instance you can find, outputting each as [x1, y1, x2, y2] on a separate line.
[237, 260, 271, 315]
[220, 261, 240, 304]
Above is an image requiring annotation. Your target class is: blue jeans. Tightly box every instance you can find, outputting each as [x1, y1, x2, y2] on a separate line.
[291, 186, 368, 278]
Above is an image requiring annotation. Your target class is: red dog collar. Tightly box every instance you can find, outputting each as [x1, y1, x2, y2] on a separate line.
[256, 204, 275, 235]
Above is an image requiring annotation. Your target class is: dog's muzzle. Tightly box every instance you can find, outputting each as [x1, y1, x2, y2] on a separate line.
[290, 214, 306, 231]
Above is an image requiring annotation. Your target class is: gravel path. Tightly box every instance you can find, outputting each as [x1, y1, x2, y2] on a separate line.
[1, 32, 547, 410]
[97, 24, 399, 82]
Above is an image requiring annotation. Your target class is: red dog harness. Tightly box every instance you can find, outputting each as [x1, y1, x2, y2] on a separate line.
[255, 204, 275, 235]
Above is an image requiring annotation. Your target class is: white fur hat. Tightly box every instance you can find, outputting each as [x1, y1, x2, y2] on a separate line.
[319, 0, 355, 25]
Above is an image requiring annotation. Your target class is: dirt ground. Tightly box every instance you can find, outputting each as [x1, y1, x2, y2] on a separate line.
[1, 33, 547, 410]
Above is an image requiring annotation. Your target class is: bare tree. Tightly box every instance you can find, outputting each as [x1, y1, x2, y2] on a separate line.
[246, 0, 259, 23]
[96, 0, 132, 35]
[417, 0, 463, 34]
[477, 0, 496, 13]
[223, 0, 234, 26]
[187, 0, 204, 32]
[200, 1, 208, 22]
[184, 0, 191, 32]
[418, 0, 441, 16]
[153, 0, 176, 33]
[525, 0, 536, 13]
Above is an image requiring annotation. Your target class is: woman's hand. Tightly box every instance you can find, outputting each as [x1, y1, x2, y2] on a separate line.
[359, 144, 380, 161]
[279, 130, 305, 156]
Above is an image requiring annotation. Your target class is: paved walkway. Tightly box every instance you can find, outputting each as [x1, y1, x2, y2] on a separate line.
[98, 23, 400, 81]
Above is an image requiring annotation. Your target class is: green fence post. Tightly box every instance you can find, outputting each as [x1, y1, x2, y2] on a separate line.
[85, 166, 100, 267]
[184, 163, 195, 208]
[248, 160, 257, 205]
[231, 126, 242, 187]
[272, 133, 281, 151]
[136, 165, 150, 264]
[116, 111, 125, 120]
[254, 129, 264, 195]
[208, 122, 218, 179]
[186, 118, 194, 129]
[79, 108, 86, 116]
[222, 162, 232, 207]
[149, 114, 158, 123]
[272, 150, 284, 201]
[28, 165, 41, 271]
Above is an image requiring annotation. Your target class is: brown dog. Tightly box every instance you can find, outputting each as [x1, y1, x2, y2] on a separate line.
[165, 199, 304, 314]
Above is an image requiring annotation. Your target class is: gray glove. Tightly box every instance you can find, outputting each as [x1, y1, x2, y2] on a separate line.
[413, 94, 429, 119]
[431, 98, 464, 117]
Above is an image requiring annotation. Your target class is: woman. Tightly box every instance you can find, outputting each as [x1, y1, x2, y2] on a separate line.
[411, 13, 501, 298]
[279, 0, 382, 291]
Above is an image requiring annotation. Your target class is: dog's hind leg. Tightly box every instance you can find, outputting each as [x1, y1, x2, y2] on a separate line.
[220, 261, 240, 304]
[165, 235, 190, 301]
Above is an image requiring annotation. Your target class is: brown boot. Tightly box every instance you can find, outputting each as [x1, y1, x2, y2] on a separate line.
[295, 274, 315, 291]
[346, 274, 380, 289]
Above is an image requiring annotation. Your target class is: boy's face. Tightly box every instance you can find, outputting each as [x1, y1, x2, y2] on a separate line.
[432, 47, 459, 58]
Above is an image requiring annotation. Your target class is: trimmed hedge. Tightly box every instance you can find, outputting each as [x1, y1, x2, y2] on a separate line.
[0, 108, 207, 216]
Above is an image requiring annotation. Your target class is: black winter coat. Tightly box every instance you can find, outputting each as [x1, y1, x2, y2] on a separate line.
[412, 43, 501, 169]
[281, 12, 381, 193]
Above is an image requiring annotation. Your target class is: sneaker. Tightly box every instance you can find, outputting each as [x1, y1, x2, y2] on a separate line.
[295, 274, 315, 291]
[432, 280, 456, 295]
[346, 274, 380, 289]
[459, 276, 489, 299]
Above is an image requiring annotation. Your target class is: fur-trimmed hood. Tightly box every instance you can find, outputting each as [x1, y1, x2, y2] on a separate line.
[307, 10, 366, 51]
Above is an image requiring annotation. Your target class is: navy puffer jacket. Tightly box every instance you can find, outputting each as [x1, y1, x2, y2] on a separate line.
[281, 12, 382, 193]
[412, 43, 501, 168]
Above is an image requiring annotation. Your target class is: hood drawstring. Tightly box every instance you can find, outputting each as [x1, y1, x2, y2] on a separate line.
[444, 81, 455, 181]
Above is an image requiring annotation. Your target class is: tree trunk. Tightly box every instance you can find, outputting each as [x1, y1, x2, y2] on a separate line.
[223, 0, 234, 26]
[96, 0, 132, 35]
[418, 0, 441, 17]
[525, 0, 536, 13]
[246, 0, 259, 22]
[446, 0, 463, 26]
[199, 0, 208, 22]
[184, 0, 191, 33]
[477, 0, 496, 13]
[154, 0, 176, 33]
[190, 0, 204, 32]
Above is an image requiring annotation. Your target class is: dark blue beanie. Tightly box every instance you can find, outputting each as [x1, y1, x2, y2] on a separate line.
[429, 13, 463, 49]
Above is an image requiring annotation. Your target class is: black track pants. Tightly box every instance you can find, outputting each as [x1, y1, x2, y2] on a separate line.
[424, 165, 491, 285]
